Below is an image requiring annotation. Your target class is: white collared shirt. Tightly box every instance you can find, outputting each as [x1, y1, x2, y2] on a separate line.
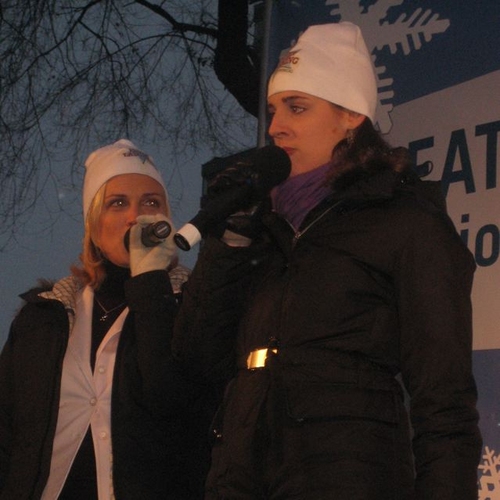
[42, 285, 128, 500]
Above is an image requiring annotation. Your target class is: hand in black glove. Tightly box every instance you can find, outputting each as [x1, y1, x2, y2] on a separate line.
[207, 163, 269, 246]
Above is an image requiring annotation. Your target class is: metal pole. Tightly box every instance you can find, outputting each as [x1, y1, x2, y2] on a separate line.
[257, 0, 273, 147]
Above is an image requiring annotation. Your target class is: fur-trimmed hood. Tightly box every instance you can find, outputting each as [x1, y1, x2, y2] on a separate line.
[328, 148, 447, 216]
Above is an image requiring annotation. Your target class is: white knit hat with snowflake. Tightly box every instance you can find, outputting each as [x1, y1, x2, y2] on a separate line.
[267, 22, 378, 122]
[82, 139, 168, 219]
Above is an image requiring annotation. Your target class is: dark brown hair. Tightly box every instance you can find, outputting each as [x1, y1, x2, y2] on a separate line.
[326, 117, 412, 190]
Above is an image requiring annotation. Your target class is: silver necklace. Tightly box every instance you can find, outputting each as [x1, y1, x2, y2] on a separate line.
[94, 297, 126, 322]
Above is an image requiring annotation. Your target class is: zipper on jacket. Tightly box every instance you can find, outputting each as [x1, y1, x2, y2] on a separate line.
[291, 201, 342, 248]
[277, 201, 344, 351]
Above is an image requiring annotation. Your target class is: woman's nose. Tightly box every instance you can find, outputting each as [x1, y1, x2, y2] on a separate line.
[268, 113, 287, 139]
[126, 205, 140, 226]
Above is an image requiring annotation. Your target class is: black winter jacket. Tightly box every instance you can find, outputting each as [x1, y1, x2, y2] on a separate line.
[0, 270, 211, 499]
[174, 165, 482, 499]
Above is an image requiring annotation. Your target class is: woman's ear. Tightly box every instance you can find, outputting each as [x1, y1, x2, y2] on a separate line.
[346, 112, 366, 130]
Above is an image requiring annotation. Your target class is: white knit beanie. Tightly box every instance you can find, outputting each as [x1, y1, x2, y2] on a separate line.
[267, 22, 377, 122]
[82, 139, 168, 219]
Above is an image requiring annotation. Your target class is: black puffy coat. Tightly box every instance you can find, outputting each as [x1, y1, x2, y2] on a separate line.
[0, 271, 211, 500]
[174, 164, 482, 499]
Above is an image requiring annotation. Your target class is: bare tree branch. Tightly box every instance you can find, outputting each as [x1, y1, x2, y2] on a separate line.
[0, 0, 262, 247]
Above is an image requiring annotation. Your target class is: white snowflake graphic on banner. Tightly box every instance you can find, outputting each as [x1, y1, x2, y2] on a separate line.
[478, 446, 500, 499]
[325, 0, 450, 133]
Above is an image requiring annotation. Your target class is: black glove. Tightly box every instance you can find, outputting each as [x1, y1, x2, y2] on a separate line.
[224, 203, 266, 240]
[207, 163, 268, 245]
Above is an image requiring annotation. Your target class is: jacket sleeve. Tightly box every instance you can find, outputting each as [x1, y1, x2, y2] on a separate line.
[395, 209, 482, 500]
[119, 270, 192, 414]
[172, 236, 266, 391]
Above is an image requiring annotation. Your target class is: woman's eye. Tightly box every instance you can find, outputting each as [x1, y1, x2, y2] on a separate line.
[108, 198, 126, 208]
[144, 198, 161, 208]
[290, 105, 304, 114]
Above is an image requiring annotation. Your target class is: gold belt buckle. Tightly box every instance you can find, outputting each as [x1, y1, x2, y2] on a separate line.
[246, 347, 278, 369]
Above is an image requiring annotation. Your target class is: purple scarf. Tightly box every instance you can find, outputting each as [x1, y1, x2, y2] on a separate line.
[271, 162, 332, 230]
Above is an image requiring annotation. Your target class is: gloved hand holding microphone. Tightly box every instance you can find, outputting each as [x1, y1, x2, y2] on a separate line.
[126, 214, 177, 277]
[174, 145, 291, 250]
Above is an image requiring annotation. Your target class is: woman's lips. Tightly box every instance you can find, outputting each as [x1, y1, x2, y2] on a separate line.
[280, 147, 295, 155]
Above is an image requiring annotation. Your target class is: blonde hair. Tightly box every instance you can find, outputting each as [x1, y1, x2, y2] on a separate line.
[71, 184, 107, 289]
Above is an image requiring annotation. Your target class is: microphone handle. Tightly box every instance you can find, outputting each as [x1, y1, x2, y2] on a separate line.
[124, 220, 172, 251]
[173, 224, 201, 251]
[174, 184, 253, 251]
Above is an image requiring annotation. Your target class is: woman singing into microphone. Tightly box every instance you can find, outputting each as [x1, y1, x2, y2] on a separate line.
[174, 22, 481, 499]
[0, 139, 210, 499]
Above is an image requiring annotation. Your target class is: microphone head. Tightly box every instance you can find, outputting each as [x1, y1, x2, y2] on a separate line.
[251, 145, 291, 194]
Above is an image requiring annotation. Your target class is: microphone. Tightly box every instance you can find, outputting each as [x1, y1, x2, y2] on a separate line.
[124, 220, 172, 251]
[174, 145, 291, 251]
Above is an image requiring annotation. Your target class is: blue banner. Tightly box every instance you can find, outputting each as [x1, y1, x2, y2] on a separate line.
[269, 0, 500, 132]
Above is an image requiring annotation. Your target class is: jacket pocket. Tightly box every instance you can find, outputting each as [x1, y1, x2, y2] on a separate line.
[284, 380, 400, 424]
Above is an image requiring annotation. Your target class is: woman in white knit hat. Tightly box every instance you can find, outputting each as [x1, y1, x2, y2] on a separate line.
[0, 140, 210, 499]
[174, 21, 482, 499]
